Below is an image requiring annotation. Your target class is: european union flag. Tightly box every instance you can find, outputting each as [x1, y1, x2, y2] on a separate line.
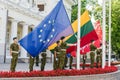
[19, 0, 73, 57]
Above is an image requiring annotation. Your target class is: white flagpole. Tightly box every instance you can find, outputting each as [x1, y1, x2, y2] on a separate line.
[108, 0, 111, 67]
[77, 0, 81, 69]
[102, 0, 106, 68]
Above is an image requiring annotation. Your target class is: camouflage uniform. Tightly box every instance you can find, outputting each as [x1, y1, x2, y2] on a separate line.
[90, 44, 96, 68]
[54, 46, 61, 70]
[10, 43, 19, 72]
[59, 42, 67, 69]
[41, 52, 47, 71]
[29, 56, 35, 72]
[96, 48, 102, 68]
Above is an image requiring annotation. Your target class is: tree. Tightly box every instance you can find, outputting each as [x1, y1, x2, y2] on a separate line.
[71, 0, 102, 23]
[111, 0, 120, 57]
[71, 0, 87, 23]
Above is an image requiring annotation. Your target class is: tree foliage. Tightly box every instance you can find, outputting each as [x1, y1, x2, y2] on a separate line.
[111, 0, 120, 56]
[71, 0, 87, 23]
[71, 0, 101, 23]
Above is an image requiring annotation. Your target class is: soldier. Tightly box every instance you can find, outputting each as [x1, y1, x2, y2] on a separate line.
[41, 52, 47, 71]
[60, 36, 76, 69]
[53, 41, 61, 70]
[35, 55, 39, 66]
[60, 36, 67, 69]
[10, 37, 20, 72]
[90, 40, 97, 68]
[28, 27, 36, 71]
[29, 55, 35, 72]
[96, 44, 102, 68]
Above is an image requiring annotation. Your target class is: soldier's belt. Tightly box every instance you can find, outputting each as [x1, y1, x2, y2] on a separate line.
[61, 49, 66, 51]
[56, 52, 60, 54]
[90, 51, 95, 53]
[12, 51, 19, 54]
[97, 55, 101, 57]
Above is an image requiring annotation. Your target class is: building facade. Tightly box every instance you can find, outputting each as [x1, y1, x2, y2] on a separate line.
[0, 0, 75, 62]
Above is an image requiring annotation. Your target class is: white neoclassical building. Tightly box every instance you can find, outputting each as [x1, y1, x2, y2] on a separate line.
[0, 0, 75, 63]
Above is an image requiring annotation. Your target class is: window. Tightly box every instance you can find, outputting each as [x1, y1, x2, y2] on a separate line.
[37, 4, 44, 11]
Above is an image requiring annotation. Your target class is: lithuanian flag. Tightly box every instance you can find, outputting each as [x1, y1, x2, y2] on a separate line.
[66, 10, 98, 53]
[48, 10, 98, 52]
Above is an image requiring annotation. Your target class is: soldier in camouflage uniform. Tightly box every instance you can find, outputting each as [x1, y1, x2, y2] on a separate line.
[41, 52, 47, 71]
[90, 40, 97, 68]
[29, 55, 35, 72]
[60, 36, 76, 69]
[10, 37, 20, 72]
[60, 37, 67, 69]
[96, 44, 102, 68]
[53, 41, 61, 70]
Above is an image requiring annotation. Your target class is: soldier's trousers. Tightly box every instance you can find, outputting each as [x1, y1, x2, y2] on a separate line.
[82, 57, 86, 70]
[41, 58, 46, 71]
[58, 51, 65, 69]
[10, 53, 18, 72]
[29, 56, 35, 72]
[69, 56, 73, 69]
[96, 55, 102, 68]
[53, 57, 59, 70]
[64, 55, 68, 67]
[36, 56, 39, 66]
[90, 52, 95, 68]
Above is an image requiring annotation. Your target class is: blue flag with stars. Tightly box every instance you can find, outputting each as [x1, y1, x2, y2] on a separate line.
[19, 0, 73, 57]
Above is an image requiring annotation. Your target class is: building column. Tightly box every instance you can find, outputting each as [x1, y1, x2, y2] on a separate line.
[0, 9, 8, 63]
[10, 19, 18, 44]
[29, 0, 33, 7]
[0, 9, 8, 45]
[20, 23, 29, 58]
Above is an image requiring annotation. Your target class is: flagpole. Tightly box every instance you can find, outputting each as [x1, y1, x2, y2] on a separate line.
[77, 0, 81, 69]
[102, 0, 106, 68]
[108, 0, 111, 67]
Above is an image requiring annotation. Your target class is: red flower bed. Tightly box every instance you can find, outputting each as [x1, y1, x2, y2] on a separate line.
[0, 66, 117, 78]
